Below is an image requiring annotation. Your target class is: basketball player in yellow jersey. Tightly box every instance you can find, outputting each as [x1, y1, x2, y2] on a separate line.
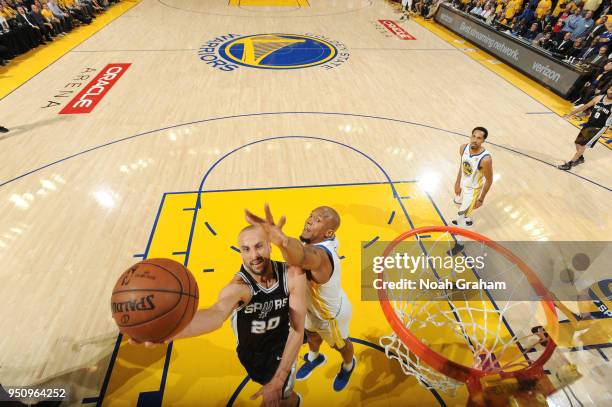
[449, 127, 493, 255]
[245, 205, 356, 392]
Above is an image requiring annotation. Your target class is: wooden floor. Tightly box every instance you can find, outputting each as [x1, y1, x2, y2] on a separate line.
[0, 0, 610, 406]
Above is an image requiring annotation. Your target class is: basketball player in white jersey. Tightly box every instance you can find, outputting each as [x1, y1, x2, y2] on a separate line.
[449, 127, 493, 255]
[130, 226, 306, 407]
[245, 204, 356, 392]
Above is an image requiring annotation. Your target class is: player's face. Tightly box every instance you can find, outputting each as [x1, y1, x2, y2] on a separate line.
[300, 209, 330, 244]
[469, 130, 486, 149]
[238, 229, 271, 275]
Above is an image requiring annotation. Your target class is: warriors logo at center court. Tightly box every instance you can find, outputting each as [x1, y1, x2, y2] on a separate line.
[198, 33, 350, 71]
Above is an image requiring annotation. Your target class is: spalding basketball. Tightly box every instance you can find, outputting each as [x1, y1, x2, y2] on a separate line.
[111, 258, 199, 343]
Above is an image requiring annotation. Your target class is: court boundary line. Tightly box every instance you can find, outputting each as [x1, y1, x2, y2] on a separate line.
[1, 112, 609, 192]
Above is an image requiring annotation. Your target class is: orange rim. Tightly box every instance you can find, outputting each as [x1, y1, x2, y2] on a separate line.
[377, 226, 558, 387]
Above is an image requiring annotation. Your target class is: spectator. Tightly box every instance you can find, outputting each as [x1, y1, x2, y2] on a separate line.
[470, 0, 484, 15]
[568, 37, 586, 57]
[572, 10, 595, 40]
[41, 3, 65, 35]
[591, 19, 612, 51]
[583, 0, 602, 13]
[586, 15, 608, 44]
[553, 10, 571, 39]
[517, 4, 537, 27]
[552, 0, 578, 17]
[572, 61, 612, 108]
[15, 5, 45, 46]
[535, 0, 552, 19]
[47, 0, 73, 32]
[523, 22, 541, 40]
[534, 31, 556, 49]
[562, 8, 583, 35]
[586, 44, 609, 67]
[30, 3, 55, 41]
[553, 31, 575, 55]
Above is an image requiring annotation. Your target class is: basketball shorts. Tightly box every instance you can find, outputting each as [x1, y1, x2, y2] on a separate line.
[575, 127, 604, 148]
[305, 291, 352, 349]
[237, 345, 297, 398]
[458, 187, 481, 219]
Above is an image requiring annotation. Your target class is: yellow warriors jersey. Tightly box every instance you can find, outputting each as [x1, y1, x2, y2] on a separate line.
[306, 237, 346, 321]
[460, 145, 490, 190]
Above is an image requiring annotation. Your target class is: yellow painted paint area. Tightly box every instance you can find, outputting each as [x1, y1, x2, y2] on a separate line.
[101, 181, 551, 406]
[0, 0, 141, 99]
[229, 0, 310, 7]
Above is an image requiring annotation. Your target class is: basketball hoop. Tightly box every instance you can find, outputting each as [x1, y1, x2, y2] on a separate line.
[377, 226, 558, 405]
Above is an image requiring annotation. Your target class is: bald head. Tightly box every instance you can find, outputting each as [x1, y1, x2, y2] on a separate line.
[299, 206, 341, 244]
[316, 206, 340, 232]
[237, 225, 271, 275]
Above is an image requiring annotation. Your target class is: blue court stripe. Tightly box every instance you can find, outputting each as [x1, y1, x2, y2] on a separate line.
[95, 334, 123, 407]
[203, 268, 215, 273]
[133, 253, 145, 258]
[597, 348, 609, 361]
[363, 236, 379, 248]
[230, 245, 241, 253]
[417, 234, 431, 238]
[172, 251, 187, 255]
[387, 210, 396, 225]
[399, 195, 411, 199]
[1, 112, 608, 192]
[205, 221, 217, 235]
[182, 207, 196, 211]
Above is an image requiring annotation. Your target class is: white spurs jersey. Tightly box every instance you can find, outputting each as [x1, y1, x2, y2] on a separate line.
[306, 237, 346, 320]
[460, 145, 490, 190]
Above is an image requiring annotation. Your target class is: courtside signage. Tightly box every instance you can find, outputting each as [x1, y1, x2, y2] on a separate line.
[60, 63, 131, 114]
[377, 20, 416, 40]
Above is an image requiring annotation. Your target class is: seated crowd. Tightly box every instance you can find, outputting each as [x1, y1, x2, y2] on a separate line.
[0, 0, 122, 66]
[449, 0, 612, 104]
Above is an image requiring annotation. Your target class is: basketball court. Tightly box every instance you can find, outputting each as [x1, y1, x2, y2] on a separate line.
[0, 0, 610, 406]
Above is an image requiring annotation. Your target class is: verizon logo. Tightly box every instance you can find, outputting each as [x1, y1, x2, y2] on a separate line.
[378, 20, 416, 40]
[60, 63, 131, 114]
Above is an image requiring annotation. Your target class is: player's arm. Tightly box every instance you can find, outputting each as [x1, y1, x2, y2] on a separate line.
[244, 204, 332, 273]
[455, 144, 467, 195]
[253, 266, 307, 405]
[476, 156, 493, 208]
[173, 279, 250, 340]
[564, 95, 600, 117]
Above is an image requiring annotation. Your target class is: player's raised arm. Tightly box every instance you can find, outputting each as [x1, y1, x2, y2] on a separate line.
[244, 204, 330, 271]
[172, 278, 251, 340]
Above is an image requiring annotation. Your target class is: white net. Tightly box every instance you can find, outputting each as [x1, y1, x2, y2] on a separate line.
[377, 229, 555, 393]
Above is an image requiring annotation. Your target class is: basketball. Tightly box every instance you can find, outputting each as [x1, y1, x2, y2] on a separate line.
[111, 258, 199, 343]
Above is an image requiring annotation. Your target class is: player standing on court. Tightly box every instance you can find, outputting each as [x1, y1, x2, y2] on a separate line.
[449, 127, 493, 255]
[245, 205, 356, 392]
[131, 226, 306, 407]
[558, 85, 612, 170]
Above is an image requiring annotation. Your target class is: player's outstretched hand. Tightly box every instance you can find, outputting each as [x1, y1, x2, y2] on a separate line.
[250, 377, 283, 407]
[245, 203, 287, 247]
